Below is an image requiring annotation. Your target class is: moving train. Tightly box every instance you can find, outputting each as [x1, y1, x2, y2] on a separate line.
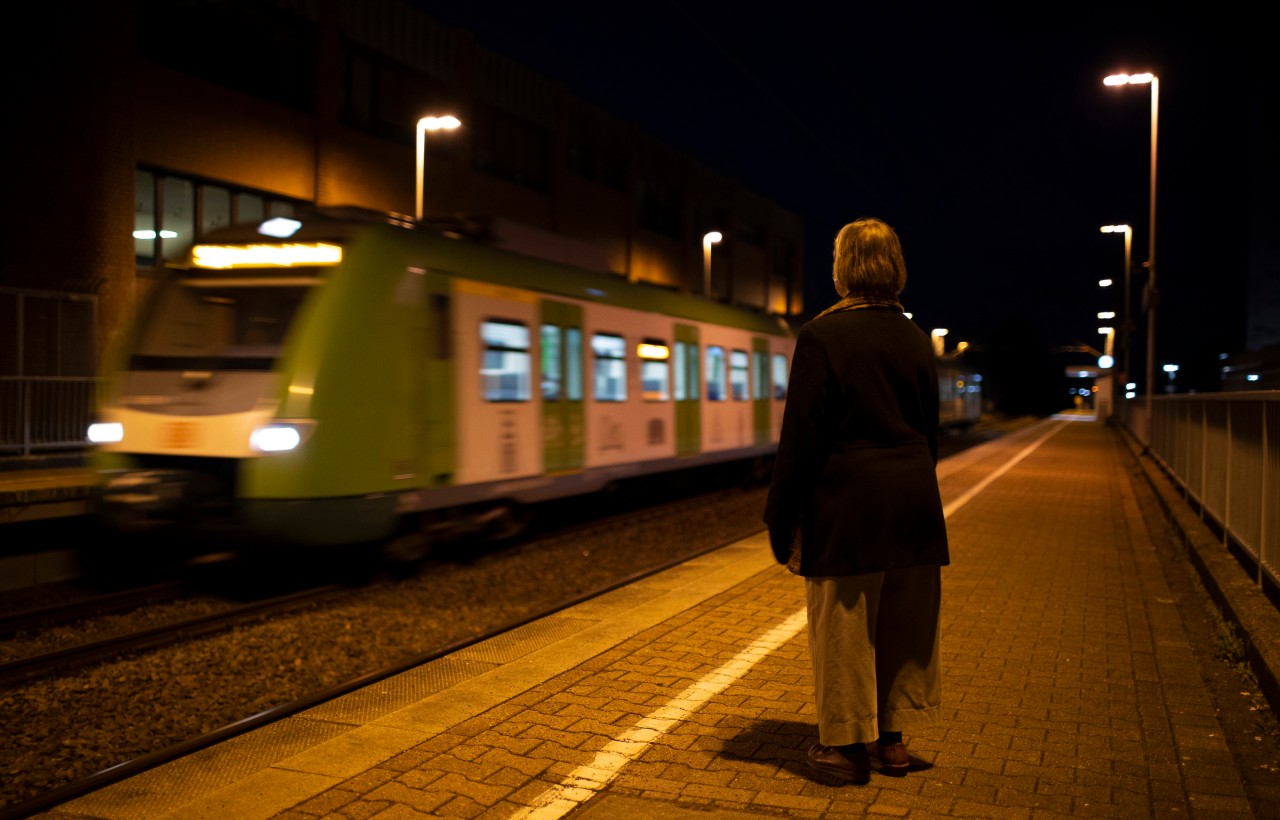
[938, 363, 983, 432]
[87, 207, 796, 559]
[86, 206, 981, 559]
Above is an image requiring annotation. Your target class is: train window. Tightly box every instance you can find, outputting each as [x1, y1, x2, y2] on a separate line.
[592, 333, 626, 401]
[541, 325, 562, 400]
[480, 320, 531, 402]
[752, 350, 769, 400]
[674, 341, 701, 401]
[566, 328, 584, 401]
[772, 353, 788, 399]
[706, 346, 727, 401]
[638, 339, 670, 402]
[730, 350, 750, 401]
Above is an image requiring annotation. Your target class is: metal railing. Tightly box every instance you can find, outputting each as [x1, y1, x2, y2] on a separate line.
[0, 286, 99, 457]
[0, 376, 98, 455]
[1117, 392, 1280, 593]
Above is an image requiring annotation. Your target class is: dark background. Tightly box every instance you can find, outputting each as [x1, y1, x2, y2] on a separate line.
[411, 2, 1271, 412]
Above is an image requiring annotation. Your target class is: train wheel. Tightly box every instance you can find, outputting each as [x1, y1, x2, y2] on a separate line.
[482, 503, 534, 542]
[380, 531, 432, 574]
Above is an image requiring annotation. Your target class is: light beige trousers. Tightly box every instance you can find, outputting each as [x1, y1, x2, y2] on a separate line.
[805, 564, 942, 745]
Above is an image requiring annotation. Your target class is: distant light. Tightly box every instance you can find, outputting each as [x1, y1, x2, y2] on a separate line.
[1126, 382, 1136, 390]
[1098, 355, 1114, 369]
[1163, 364, 1180, 373]
[133, 230, 178, 239]
[903, 312, 913, 319]
[585, 288, 607, 297]
[1100, 224, 1131, 233]
[1125, 391, 1136, 399]
[931, 328, 948, 337]
[87, 422, 123, 443]
[1098, 327, 1114, 335]
[1097, 312, 1115, 319]
[258, 217, 302, 238]
[1247, 374, 1260, 382]
[1098, 279, 1113, 288]
[1077, 371, 1090, 378]
[1218, 352, 1229, 360]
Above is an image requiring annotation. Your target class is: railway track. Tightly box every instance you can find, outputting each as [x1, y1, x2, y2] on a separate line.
[0, 516, 757, 820]
[0, 583, 354, 688]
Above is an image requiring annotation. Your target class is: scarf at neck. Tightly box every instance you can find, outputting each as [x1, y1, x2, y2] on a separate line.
[814, 292, 904, 319]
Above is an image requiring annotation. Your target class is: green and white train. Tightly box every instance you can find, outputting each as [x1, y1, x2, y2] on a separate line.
[88, 208, 796, 557]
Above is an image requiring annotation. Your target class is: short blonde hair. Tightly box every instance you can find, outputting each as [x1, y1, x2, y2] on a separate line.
[832, 218, 907, 297]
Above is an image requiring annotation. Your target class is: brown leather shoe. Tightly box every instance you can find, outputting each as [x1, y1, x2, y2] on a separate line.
[867, 740, 909, 776]
[806, 743, 870, 784]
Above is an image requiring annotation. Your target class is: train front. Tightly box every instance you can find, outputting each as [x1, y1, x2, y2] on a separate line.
[87, 217, 347, 545]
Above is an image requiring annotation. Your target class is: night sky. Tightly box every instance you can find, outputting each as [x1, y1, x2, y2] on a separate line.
[411, 2, 1269, 397]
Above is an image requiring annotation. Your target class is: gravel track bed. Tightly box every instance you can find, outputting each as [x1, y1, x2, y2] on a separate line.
[0, 485, 769, 812]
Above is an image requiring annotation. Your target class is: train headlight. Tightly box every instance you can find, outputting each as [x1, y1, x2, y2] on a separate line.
[250, 423, 308, 453]
[87, 422, 124, 443]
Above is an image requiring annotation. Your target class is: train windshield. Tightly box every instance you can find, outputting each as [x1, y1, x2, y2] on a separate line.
[128, 269, 323, 371]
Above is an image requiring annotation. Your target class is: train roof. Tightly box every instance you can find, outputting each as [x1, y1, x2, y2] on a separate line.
[183, 207, 796, 339]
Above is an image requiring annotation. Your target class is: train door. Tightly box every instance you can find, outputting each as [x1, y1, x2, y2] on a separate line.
[422, 272, 456, 483]
[673, 323, 701, 456]
[540, 300, 584, 472]
[751, 337, 771, 445]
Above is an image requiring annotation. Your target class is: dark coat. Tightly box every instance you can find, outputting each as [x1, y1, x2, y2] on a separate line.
[764, 306, 950, 576]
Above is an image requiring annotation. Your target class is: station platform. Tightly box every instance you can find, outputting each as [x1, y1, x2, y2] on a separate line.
[24, 416, 1280, 818]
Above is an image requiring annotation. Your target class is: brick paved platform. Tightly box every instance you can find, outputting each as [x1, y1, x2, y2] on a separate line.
[38, 416, 1280, 818]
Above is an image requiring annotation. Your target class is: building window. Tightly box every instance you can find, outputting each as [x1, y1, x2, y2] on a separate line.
[135, 170, 302, 270]
[592, 333, 626, 401]
[472, 103, 550, 192]
[480, 320, 531, 401]
[706, 345, 726, 402]
[730, 349, 750, 401]
[638, 339, 670, 401]
[638, 177, 684, 239]
[138, 0, 314, 112]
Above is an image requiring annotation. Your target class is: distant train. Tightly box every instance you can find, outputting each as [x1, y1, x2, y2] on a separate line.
[87, 208, 796, 559]
[938, 363, 983, 432]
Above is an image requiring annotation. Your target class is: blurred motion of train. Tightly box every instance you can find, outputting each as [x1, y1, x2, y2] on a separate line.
[87, 207, 796, 559]
[86, 206, 981, 559]
[938, 364, 983, 432]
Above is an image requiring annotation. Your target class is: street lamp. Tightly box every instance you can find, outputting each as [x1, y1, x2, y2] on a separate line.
[1100, 224, 1133, 386]
[415, 115, 461, 221]
[702, 231, 722, 297]
[1103, 72, 1158, 420]
[930, 328, 948, 358]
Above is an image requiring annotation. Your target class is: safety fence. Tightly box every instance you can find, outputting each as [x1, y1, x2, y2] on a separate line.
[0, 287, 98, 456]
[1118, 392, 1280, 598]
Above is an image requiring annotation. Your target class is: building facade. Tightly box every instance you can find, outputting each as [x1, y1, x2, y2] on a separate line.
[4, 0, 803, 391]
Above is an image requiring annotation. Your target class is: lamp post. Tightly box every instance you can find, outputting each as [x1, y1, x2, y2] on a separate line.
[930, 328, 948, 358]
[702, 231, 722, 297]
[1103, 72, 1158, 421]
[1099, 224, 1132, 379]
[415, 115, 461, 221]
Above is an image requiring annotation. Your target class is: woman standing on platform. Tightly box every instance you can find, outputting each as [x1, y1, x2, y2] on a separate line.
[764, 217, 949, 785]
